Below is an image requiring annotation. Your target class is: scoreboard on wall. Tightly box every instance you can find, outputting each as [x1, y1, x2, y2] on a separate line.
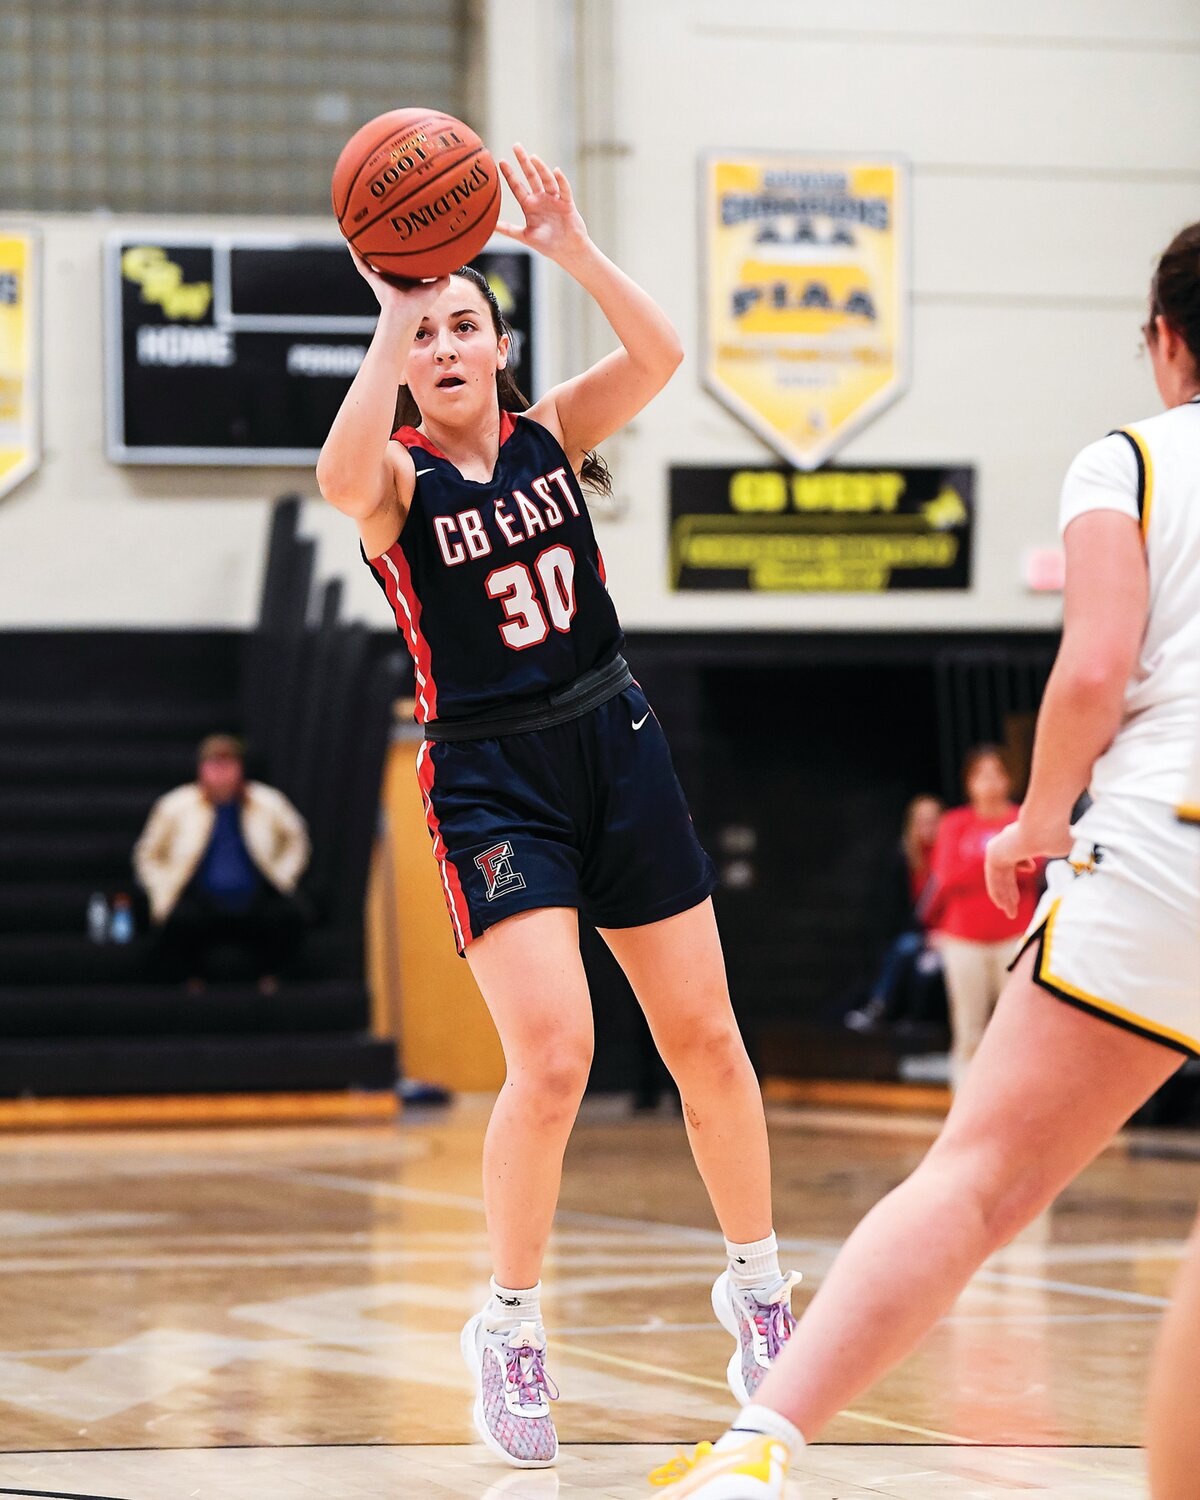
[104, 234, 543, 466]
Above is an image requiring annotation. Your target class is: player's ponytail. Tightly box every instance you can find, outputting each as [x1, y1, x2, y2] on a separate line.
[1147, 222, 1200, 372]
[393, 266, 612, 498]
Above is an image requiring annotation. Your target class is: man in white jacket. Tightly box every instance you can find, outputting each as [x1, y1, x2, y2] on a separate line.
[134, 735, 311, 990]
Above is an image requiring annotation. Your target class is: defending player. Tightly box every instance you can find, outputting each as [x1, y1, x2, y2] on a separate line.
[652, 225, 1200, 1498]
[317, 147, 799, 1468]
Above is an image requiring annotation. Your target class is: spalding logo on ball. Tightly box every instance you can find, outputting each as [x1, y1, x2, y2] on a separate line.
[332, 108, 501, 282]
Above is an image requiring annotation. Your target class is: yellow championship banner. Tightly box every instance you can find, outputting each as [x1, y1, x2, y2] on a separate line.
[703, 154, 908, 470]
[0, 231, 39, 501]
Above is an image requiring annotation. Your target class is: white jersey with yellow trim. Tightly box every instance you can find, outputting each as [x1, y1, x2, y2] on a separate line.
[1058, 394, 1200, 808]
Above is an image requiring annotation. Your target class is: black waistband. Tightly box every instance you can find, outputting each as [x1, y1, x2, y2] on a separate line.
[424, 654, 633, 742]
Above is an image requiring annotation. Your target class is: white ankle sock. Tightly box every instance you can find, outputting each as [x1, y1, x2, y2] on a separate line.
[720, 1402, 805, 1453]
[485, 1277, 541, 1327]
[725, 1230, 782, 1290]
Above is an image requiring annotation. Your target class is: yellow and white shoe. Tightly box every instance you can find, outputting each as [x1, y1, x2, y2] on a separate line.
[648, 1432, 791, 1498]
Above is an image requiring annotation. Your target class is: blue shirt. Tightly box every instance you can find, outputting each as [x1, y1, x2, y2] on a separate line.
[197, 802, 261, 913]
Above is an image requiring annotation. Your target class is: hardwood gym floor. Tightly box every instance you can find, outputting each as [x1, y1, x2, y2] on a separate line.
[0, 1097, 1191, 1496]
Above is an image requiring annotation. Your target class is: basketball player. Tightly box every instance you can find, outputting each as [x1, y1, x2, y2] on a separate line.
[652, 225, 1200, 1499]
[317, 146, 798, 1468]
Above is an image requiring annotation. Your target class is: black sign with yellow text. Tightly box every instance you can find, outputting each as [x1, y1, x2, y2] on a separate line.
[670, 463, 973, 593]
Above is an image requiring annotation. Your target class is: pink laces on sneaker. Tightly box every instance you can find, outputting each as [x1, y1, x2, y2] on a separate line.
[505, 1340, 560, 1408]
[752, 1297, 795, 1361]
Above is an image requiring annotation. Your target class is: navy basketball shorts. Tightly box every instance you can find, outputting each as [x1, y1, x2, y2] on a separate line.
[414, 684, 718, 955]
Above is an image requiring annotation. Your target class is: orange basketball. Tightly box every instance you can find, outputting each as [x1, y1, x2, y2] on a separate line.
[332, 108, 501, 282]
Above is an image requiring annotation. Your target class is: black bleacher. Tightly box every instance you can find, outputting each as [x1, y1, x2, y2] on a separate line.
[0, 497, 403, 1097]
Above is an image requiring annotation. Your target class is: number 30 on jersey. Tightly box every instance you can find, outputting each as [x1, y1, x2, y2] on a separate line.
[485, 544, 577, 650]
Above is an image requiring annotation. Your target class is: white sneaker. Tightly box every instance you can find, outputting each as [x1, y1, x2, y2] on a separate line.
[711, 1270, 801, 1405]
[461, 1312, 559, 1467]
[647, 1432, 791, 1497]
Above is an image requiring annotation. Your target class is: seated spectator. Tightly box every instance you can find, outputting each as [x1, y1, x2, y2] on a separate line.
[133, 734, 311, 992]
[846, 794, 945, 1033]
[921, 744, 1042, 1086]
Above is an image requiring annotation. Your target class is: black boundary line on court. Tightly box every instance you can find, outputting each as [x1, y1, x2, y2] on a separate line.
[0, 1489, 130, 1500]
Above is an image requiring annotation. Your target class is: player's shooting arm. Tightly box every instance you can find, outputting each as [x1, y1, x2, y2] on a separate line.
[497, 147, 683, 463]
[316, 259, 445, 526]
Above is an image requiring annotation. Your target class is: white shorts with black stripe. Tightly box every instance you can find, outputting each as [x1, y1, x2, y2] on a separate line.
[1013, 794, 1200, 1056]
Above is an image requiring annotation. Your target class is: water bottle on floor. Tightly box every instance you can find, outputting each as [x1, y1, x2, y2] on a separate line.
[87, 892, 109, 944]
[109, 893, 134, 944]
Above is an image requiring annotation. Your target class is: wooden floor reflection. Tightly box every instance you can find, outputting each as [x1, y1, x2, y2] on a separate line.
[0, 1096, 1191, 1495]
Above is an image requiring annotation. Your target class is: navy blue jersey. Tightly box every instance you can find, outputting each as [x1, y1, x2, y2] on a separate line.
[363, 412, 623, 724]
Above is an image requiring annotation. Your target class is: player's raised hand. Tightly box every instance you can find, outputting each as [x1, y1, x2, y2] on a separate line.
[497, 145, 590, 263]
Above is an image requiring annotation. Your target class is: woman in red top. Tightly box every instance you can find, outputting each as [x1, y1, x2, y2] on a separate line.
[922, 746, 1040, 1085]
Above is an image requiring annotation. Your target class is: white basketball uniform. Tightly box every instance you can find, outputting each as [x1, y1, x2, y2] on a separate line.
[1015, 396, 1200, 1057]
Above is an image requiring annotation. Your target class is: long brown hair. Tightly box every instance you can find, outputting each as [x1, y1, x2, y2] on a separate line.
[392, 265, 612, 497]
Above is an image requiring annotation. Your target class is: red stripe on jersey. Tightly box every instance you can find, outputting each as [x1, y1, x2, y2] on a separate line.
[372, 545, 438, 723]
[415, 741, 472, 953]
[394, 410, 517, 458]
[596, 546, 607, 586]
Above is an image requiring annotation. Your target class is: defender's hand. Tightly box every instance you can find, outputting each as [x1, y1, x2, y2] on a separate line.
[984, 818, 1069, 919]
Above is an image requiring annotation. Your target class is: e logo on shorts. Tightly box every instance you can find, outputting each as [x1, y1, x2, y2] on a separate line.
[475, 841, 527, 902]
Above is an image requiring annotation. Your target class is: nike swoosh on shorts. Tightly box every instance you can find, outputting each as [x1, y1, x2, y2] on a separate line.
[632, 713, 650, 730]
